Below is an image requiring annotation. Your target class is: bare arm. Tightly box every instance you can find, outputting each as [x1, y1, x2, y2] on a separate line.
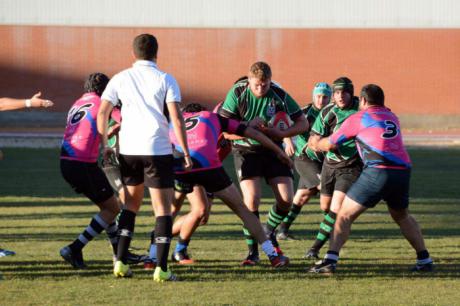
[0, 92, 53, 111]
[167, 102, 193, 170]
[243, 126, 293, 167]
[283, 137, 295, 157]
[309, 135, 336, 152]
[264, 114, 308, 141]
[97, 99, 115, 162]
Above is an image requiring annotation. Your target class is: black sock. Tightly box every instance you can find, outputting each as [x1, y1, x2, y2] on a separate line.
[243, 211, 259, 255]
[116, 210, 136, 264]
[155, 216, 173, 272]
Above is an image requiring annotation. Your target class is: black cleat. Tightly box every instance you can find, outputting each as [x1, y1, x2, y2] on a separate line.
[304, 248, 319, 260]
[60, 246, 87, 269]
[411, 262, 434, 272]
[308, 260, 336, 275]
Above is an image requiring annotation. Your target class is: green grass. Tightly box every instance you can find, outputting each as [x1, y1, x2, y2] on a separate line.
[0, 148, 459, 305]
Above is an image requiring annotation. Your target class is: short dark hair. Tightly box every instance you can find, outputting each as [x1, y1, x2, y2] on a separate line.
[133, 34, 158, 60]
[84, 73, 110, 96]
[332, 77, 354, 97]
[181, 103, 207, 113]
[360, 84, 385, 106]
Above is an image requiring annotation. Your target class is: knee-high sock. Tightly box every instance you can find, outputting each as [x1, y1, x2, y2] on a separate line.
[279, 203, 302, 232]
[155, 216, 173, 272]
[69, 214, 108, 252]
[310, 211, 337, 251]
[116, 210, 136, 264]
[243, 211, 259, 255]
[266, 204, 289, 233]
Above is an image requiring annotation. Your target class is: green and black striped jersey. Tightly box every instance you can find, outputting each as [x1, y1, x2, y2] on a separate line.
[218, 80, 302, 151]
[311, 97, 360, 167]
[295, 103, 324, 162]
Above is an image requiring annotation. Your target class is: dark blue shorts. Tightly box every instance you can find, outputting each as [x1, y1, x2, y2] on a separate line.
[346, 167, 411, 209]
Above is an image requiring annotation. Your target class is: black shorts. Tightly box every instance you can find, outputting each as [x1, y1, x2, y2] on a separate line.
[119, 154, 174, 188]
[294, 156, 322, 189]
[174, 167, 232, 193]
[320, 162, 362, 196]
[347, 167, 411, 209]
[233, 150, 293, 182]
[60, 159, 114, 204]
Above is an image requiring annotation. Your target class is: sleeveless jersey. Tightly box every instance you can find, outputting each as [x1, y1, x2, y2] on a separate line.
[169, 111, 247, 173]
[329, 106, 411, 169]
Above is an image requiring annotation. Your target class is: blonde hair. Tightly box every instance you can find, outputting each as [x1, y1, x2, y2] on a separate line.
[249, 62, 272, 80]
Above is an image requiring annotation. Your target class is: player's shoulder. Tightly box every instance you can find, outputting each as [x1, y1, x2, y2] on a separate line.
[231, 80, 249, 98]
[321, 102, 336, 115]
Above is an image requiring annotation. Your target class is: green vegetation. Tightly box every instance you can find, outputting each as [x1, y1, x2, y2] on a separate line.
[0, 148, 459, 305]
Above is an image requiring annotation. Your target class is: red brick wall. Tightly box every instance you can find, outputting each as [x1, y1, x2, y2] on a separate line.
[1, 26, 459, 114]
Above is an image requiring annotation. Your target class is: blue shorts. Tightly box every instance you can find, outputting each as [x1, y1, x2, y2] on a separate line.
[346, 167, 411, 209]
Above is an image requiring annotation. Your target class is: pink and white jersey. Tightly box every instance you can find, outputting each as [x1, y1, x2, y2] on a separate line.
[60, 92, 103, 163]
[329, 106, 411, 169]
[169, 111, 246, 173]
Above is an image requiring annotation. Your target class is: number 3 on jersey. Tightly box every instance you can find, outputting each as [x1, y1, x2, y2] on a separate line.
[381, 120, 398, 139]
[68, 103, 93, 125]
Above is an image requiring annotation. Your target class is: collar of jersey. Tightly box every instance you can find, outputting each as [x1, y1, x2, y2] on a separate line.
[133, 60, 158, 68]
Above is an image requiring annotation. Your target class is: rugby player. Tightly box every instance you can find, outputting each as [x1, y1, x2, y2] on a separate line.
[169, 103, 292, 267]
[305, 77, 362, 259]
[276, 82, 332, 240]
[218, 62, 307, 265]
[59, 73, 121, 269]
[309, 84, 433, 273]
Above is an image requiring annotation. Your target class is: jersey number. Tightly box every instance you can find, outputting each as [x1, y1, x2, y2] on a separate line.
[69, 103, 93, 125]
[185, 116, 200, 131]
[381, 120, 398, 139]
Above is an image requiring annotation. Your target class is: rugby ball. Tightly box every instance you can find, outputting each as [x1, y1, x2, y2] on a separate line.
[268, 111, 291, 131]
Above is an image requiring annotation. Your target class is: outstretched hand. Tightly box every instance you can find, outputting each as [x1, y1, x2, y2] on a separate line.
[31, 92, 54, 108]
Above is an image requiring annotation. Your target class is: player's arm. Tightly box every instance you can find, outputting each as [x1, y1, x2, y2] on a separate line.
[308, 106, 329, 151]
[0, 92, 53, 111]
[243, 126, 293, 167]
[283, 137, 295, 157]
[315, 114, 360, 152]
[167, 102, 193, 170]
[97, 99, 115, 161]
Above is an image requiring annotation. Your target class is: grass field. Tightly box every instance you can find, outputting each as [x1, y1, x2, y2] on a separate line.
[0, 147, 459, 305]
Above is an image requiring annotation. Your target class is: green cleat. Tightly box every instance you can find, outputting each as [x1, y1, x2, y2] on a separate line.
[113, 260, 132, 278]
[153, 267, 177, 282]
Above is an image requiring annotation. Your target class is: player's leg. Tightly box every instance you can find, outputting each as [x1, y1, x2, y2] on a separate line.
[385, 169, 433, 271]
[215, 183, 289, 268]
[309, 196, 367, 274]
[145, 154, 177, 282]
[233, 151, 263, 265]
[278, 158, 321, 240]
[59, 160, 120, 269]
[239, 177, 262, 265]
[172, 185, 209, 264]
[265, 176, 294, 254]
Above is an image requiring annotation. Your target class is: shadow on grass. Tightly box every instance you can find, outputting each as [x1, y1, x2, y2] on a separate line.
[1, 258, 458, 281]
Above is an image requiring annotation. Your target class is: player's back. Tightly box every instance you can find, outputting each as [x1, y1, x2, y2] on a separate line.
[61, 93, 101, 163]
[355, 106, 411, 168]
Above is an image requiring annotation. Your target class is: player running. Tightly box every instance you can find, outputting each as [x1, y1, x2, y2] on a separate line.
[59, 73, 121, 269]
[276, 82, 332, 240]
[168, 103, 291, 267]
[309, 84, 433, 274]
[218, 62, 307, 266]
